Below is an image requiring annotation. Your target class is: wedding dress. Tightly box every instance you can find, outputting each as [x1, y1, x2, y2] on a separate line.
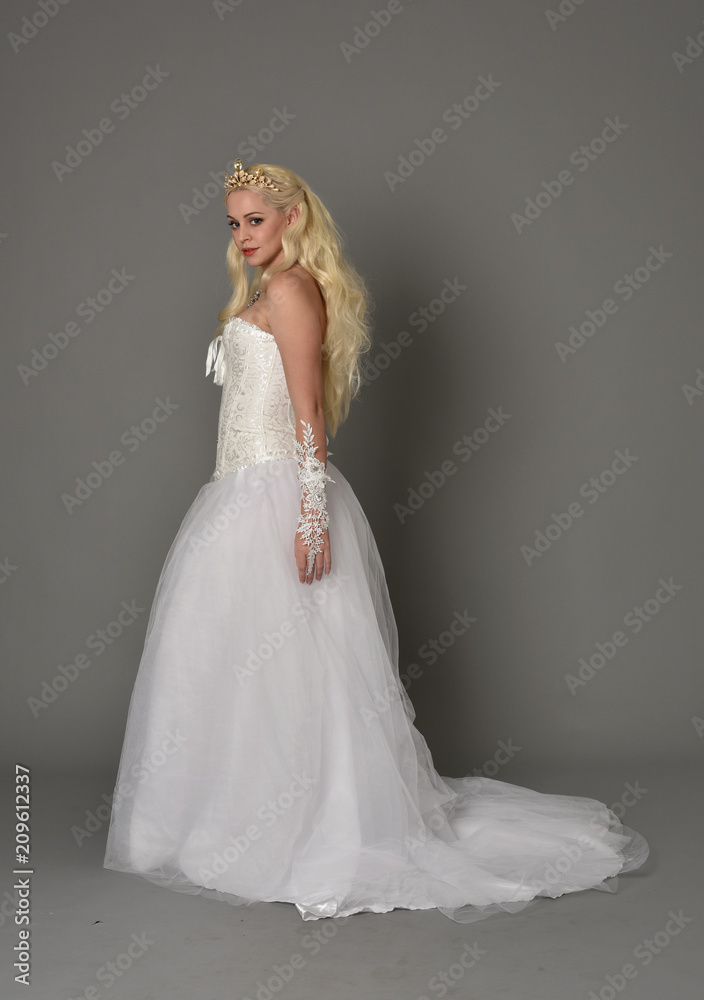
[103, 316, 649, 923]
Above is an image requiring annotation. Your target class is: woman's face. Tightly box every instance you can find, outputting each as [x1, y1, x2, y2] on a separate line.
[226, 188, 295, 270]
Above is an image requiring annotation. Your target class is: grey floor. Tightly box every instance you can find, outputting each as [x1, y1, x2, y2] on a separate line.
[1, 763, 700, 1000]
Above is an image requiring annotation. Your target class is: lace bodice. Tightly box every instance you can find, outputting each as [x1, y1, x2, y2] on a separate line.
[206, 317, 297, 480]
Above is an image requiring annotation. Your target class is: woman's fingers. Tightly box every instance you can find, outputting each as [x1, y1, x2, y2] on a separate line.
[295, 531, 331, 584]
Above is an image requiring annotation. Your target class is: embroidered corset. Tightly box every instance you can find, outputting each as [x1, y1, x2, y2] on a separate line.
[206, 317, 297, 480]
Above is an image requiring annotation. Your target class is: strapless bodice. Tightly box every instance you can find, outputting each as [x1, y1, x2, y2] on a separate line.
[206, 317, 297, 480]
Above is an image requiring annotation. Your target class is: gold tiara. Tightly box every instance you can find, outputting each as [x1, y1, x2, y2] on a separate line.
[224, 158, 281, 192]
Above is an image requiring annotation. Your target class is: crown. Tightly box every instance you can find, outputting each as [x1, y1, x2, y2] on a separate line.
[224, 159, 281, 192]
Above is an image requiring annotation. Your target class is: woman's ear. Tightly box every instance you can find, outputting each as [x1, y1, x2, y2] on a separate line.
[287, 204, 300, 226]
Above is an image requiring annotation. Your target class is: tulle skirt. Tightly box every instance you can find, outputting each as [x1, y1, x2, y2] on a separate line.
[103, 457, 649, 923]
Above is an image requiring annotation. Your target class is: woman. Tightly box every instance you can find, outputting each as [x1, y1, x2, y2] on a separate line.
[103, 158, 649, 923]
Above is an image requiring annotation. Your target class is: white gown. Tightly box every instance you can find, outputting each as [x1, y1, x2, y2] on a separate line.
[103, 316, 649, 923]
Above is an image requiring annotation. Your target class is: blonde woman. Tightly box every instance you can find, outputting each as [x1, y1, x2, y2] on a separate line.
[104, 159, 649, 924]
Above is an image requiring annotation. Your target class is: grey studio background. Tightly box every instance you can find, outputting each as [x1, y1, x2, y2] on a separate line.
[1, 0, 703, 997]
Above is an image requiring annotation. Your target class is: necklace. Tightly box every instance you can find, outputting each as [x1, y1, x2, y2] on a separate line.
[247, 289, 262, 309]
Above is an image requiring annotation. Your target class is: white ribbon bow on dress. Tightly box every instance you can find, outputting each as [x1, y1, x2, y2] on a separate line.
[205, 335, 226, 386]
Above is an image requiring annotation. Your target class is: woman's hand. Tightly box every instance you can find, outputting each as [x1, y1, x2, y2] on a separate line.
[295, 528, 331, 584]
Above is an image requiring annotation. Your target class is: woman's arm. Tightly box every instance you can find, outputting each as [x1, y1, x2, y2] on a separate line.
[266, 269, 332, 584]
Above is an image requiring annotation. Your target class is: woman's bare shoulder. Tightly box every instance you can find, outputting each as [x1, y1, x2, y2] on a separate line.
[266, 267, 325, 334]
[268, 265, 316, 301]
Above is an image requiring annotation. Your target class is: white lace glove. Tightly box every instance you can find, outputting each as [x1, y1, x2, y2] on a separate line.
[295, 419, 334, 575]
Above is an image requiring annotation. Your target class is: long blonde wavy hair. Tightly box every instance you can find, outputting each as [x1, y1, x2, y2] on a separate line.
[215, 161, 373, 437]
